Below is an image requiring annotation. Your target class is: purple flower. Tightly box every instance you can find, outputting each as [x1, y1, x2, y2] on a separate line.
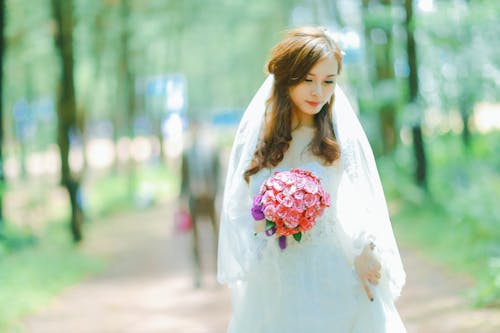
[251, 206, 265, 220]
[251, 195, 265, 220]
[265, 226, 276, 236]
[278, 235, 287, 250]
[253, 195, 263, 207]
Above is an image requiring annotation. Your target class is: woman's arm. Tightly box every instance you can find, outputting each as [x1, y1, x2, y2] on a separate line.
[354, 240, 381, 301]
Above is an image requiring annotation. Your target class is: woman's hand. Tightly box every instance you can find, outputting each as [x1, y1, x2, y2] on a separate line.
[354, 242, 381, 301]
[254, 219, 266, 233]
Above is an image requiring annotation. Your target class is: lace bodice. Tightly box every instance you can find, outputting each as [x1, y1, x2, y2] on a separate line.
[249, 126, 345, 250]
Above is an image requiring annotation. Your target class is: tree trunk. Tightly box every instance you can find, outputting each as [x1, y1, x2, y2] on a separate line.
[120, 0, 137, 200]
[405, 0, 427, 188]
[379, 105, 397, 154]
[0, 0, 5, 228]
[362, 0, 398, 154]
[460, 105, 471, 148]
[324, 0, 344, 27]
[412, 125, 426, 187]
[377, 0, 398, 153]
[51, 0, 84, 242]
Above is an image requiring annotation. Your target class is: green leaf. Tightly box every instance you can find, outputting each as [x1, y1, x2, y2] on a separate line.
[266, 220, 275, 230]
[293, 232, 302, 243]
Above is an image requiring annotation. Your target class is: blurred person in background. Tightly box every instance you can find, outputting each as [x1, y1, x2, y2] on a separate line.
[180, 118, 220, 288]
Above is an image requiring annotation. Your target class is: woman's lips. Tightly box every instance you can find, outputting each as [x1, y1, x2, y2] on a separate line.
[306, 101, 320, 107]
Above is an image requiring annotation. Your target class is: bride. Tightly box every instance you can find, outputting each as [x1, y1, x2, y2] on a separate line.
[217, 26, 407, 332]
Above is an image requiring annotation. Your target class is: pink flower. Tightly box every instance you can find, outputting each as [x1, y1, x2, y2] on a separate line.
[283, 184, 297, 196]
[295, 176, 306, 189]
[281, 196, 294, 208]
[250, 168, 331, 250]
[284, 218, 299, 229]
[276, 205, 288, 219]
[322, 192, 331, 206]
[286, 210, 301, 227]
[262, 191, 275, 206]
[303, 193, 318, 207]
[293, 190, 304, 200]
[274, 172, 286, 182]
[283, 209, 299, 227]
[275, 192, 286, 203]
[293, 198, 305, 212]
[305, 207, 316, 219]
[263, 205, 276, 220]
[283, 173, 296, 185]
[304, 181, 319, 194]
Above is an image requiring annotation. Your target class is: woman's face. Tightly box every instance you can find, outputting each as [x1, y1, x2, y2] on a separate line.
[289, 55, 339, 126]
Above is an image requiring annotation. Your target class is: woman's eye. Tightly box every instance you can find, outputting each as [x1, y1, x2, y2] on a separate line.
[304, 79, 313, 82]
[325, 80, 335, 85]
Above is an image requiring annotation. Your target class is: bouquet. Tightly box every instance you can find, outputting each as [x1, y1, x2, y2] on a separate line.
[251, 168, 330, 250]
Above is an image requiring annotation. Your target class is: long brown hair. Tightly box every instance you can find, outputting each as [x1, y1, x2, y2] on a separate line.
[244, 27, 343, 182]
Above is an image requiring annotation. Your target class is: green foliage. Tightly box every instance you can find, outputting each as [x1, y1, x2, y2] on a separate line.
[4, 0, 302, 138]
[363, 5, 396, 31]
[0, 224, 37, 256]
[293, 231, 302, 243]
[0, 163, 177, 255]
[416, 1, 500, 113]
[381, 131, 500, 307]
[85, 164, 178, 220]
[266, 220, 275, 230]
[84, 171, 132, 219]
[0, 220, 103, 331]
[474, 256, 500, 308]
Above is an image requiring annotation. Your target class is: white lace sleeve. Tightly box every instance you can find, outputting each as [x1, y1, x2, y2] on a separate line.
[333, 86, 406, 300]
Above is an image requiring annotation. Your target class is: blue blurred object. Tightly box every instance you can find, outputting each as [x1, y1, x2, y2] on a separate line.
[144, 73, 187, 114]
[33, 97, 55, 122]
[13, 99, 32, 141]
[134, 115, 153, 136]
[211, 108, 244, 126]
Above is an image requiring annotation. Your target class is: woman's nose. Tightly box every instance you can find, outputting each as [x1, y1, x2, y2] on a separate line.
[311, 83, 322, 97]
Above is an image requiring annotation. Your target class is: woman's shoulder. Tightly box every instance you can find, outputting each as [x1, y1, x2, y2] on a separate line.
[249, 167, 272, 195]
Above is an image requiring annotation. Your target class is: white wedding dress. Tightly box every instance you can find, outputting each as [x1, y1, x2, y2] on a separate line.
[227, 126, 406, 333]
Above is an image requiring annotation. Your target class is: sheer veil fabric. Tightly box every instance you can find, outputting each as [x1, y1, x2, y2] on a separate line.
[217, 75, 405, 301]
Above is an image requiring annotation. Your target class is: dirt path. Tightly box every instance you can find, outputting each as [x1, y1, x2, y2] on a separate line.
[19, 203, 500, 333]
[397, 246, 500, 332]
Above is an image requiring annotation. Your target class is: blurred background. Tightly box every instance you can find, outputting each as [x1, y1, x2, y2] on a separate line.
[0, 0, 499, 332]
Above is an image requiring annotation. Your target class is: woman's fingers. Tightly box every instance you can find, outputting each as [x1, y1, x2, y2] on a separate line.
[355, 250, 382, 301]
[361, 270, 380, 295]
[369, 271, 380, 280]
[367, 276, 379, 286]
[369, 263, 381, 273]
[361, 278, 374, 301]
[253, 220, 266, 233]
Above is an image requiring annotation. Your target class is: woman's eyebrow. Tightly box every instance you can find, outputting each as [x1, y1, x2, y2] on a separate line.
[307, 73, 337, 77]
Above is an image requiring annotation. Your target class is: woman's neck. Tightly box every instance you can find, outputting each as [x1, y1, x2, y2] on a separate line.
[291, 109, 314, 128]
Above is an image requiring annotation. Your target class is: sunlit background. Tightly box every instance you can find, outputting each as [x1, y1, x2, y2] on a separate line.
[0, 0, 499, 332]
